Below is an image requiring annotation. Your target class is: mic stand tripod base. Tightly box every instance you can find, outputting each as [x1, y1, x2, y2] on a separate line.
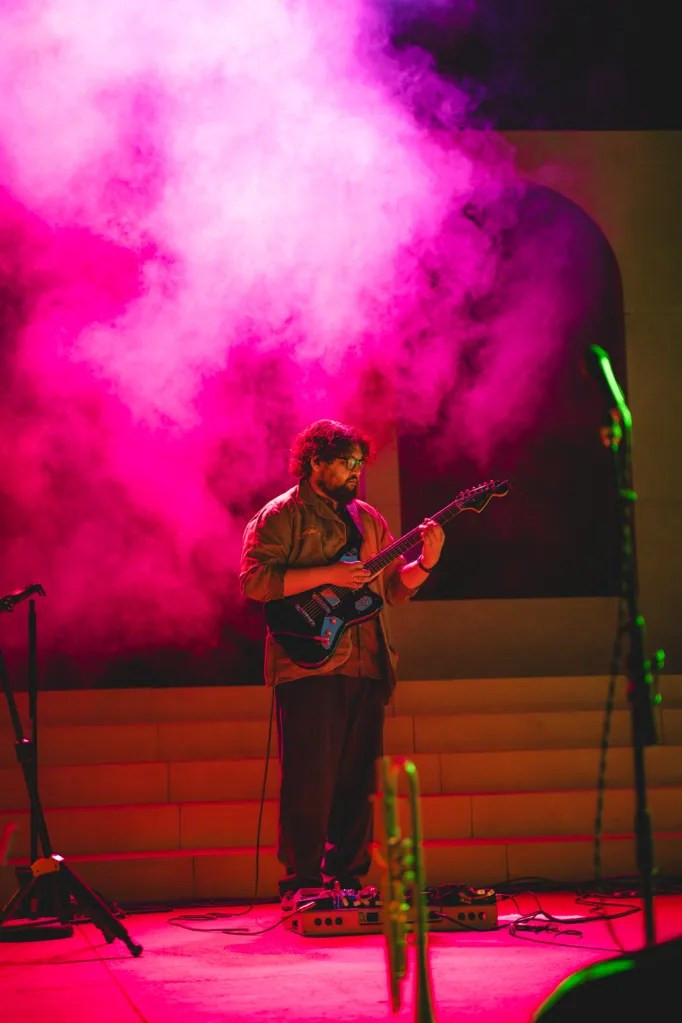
[0, 633, 142, 958]
[0, 853, 143, 956]
[0, 921, 74, 942]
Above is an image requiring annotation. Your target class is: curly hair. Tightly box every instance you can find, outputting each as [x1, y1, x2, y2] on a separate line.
[289, 419, 373, 478]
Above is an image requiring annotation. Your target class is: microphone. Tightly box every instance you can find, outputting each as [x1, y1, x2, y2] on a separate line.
[0, 583, 46, 613]
[582, 344, 632, 431]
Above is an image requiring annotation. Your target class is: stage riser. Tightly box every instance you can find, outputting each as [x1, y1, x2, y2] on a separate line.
[6, 675, 680, 723]
[1, 676, 680, 905]
[3, 707, 682, 769]
[2, 787, 682, 857]
[3, 835, 682, 905]
[2, 745, 681, 809]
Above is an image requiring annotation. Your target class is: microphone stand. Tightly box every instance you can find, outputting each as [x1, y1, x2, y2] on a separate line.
[592, 370, 664, 949]
[0, 585, 143, 955]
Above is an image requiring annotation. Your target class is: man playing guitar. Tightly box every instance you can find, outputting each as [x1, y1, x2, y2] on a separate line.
[239, 419, 444, 909]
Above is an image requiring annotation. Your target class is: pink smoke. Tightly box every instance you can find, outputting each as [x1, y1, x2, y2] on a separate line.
[0, 1, 574, 672]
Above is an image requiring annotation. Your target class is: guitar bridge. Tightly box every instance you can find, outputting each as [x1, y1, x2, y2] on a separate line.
[294, 603, 316, 626]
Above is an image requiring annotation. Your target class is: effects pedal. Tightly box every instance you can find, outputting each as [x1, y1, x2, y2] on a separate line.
[284, 884, 498, 937]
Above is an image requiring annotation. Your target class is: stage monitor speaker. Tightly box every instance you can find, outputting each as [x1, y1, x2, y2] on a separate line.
[532, 936, 682, 1022]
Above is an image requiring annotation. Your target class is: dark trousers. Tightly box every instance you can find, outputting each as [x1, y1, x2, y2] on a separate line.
[274, 673, 385, 894]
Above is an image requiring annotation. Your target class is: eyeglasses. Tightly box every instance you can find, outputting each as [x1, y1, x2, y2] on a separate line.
[340, 455, 366, 471]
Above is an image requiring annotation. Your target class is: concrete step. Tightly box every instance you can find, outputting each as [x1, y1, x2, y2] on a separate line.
[0, 718, 276, 767]
[390, 674, 682, 715]
[2, 785, 681, 860]
[1, 745, 681, 810]
[1, 677, 678, 906]
[7, 684, 274, 726]
[7, 674, 679, 725]
[2, 831, 681, 906]
[3, 707, 681, 768]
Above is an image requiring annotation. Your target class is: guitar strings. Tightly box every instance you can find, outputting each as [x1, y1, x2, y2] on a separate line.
[293, 482, 504, 620]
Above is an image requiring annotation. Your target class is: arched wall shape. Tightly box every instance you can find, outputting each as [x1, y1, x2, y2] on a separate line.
[397, 182, 627, 600]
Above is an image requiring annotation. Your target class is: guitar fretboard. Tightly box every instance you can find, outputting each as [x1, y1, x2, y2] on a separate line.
[364, 481, 506, 577]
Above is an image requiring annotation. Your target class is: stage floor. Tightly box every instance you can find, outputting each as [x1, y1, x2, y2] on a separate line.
[2, 889, 681, 1022]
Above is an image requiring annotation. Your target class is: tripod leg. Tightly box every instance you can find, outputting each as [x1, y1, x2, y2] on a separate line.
[0, 869, 74, 941]
[60, 862, 143, 956]
[1, 873, 40, 922]
[18, 855, 77, 924]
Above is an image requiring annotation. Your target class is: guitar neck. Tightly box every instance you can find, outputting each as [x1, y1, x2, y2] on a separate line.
[364, 498, 465, 576]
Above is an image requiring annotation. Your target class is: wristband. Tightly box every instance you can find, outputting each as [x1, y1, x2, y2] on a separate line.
[418, 556, 434, 574]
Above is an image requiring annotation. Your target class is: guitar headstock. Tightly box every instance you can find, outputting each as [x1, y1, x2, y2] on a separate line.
[459, 479, 510, 512]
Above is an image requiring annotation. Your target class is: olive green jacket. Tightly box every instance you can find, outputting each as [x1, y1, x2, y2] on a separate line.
[239, 478, 419, 696]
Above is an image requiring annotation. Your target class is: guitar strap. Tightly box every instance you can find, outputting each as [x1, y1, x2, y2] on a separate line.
[338, 502, 363, 555]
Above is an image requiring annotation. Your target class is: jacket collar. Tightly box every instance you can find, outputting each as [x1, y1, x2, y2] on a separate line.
[298, 478, 362, 533]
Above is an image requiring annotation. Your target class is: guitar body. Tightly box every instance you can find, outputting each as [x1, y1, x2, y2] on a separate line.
[265, 543, 384, 668]
[263, 478, 510, 669]
[265, 581, 384, 668]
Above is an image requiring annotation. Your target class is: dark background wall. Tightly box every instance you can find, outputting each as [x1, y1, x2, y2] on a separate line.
[387, 0, 677, 131]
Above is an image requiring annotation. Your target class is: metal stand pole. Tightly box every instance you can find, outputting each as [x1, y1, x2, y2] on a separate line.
[611, 431, 659, 946]
[0, 586, 142, 955]
[585, 346, 664, 948]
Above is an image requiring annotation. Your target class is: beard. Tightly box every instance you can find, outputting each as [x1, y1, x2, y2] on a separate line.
[318, 478, 358, 505]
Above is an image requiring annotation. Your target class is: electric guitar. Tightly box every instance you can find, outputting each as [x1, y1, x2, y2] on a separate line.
[265, 478, 510, 668]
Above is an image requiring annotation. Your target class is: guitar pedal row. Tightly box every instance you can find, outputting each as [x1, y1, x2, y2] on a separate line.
[284, 885, 498, 936]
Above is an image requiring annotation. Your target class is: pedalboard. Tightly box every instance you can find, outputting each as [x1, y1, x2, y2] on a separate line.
[284, 884, 498, 937]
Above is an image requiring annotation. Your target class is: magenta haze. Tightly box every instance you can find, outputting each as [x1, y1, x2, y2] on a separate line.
[0, 2, 578, 662]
